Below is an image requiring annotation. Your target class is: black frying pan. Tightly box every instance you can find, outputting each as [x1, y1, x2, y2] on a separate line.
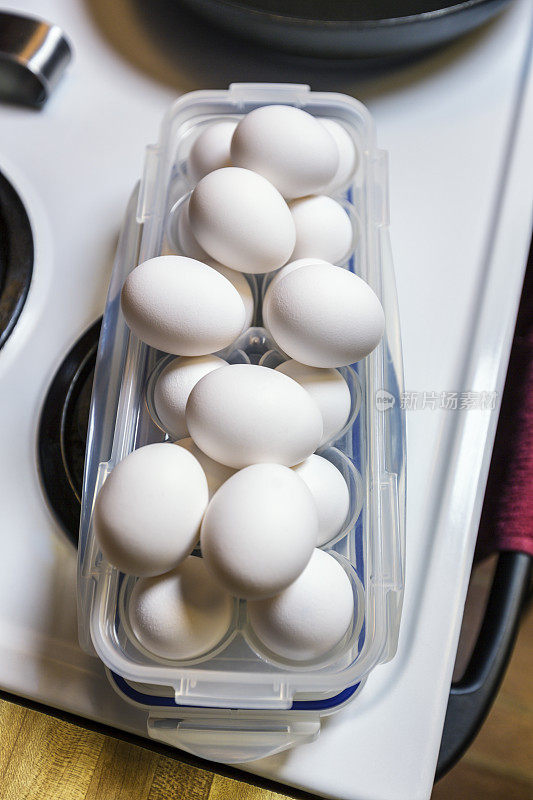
[178, 0, 512, 59]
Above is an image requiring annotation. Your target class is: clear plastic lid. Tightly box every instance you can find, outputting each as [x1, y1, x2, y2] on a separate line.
[77, 84, 405, 714]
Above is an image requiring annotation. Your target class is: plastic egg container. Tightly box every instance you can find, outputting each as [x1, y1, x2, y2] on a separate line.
[78, 84, 405, 760]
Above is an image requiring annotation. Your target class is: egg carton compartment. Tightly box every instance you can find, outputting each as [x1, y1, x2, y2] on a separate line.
[168, 187, 361, 276]
[146, 328, 362, 454]
[257, 341, 363, 446]
[171, 109, 362, 198]
[78, 84, 405, 713]
[174, 115, 242, 188]
[143, 330, 363, 552]
[165, 191, 264, 310]
[115, 551, 365, 673]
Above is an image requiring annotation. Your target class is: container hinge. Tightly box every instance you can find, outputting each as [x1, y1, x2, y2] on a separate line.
[378, 473, 403, 592]
[376, 473, 404, 663]
[146, 715, 320, 764]
[373, 150, 390, 228]
[136, 145, 160, 224]
[228, 83, 311, 108]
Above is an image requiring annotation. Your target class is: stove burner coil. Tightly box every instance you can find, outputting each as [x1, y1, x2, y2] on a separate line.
[38, 320, 101, 545]
[0, 171, 33, 350]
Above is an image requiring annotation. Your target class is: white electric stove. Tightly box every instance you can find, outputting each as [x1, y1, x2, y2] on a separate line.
[1, 2, 532, 799]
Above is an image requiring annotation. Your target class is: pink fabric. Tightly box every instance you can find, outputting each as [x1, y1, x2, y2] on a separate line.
[476, 256, 533, 560]
[493, 331, 533, 556]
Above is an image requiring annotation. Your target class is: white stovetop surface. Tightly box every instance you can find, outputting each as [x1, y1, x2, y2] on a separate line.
[1, 2, 533, 799]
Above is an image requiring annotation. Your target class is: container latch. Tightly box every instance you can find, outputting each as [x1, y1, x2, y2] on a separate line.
[147, 715, 320, 763]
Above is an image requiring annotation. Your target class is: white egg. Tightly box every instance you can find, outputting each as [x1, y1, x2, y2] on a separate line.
[248, 549, 354, 661]
[275, 359, 351, 446]
[153, 354, 226, 440]
[121, 255, 246, 356]
[267, 257, 328, 294]
[290, 195, 353, 264]
[186, 363, 323, 468]
[94, 443, 208, 577]
[206, 260, 254, 331]
[201, 464, 317, 599]
[189, 168, 295, 274]
[231, 105, 338, 200]
[176, 438, 236, 499]
[128, 556, 234, 660]
[174, 198, 209, 260]
[263, 262, 385, 368]
[292, 455, 350, 546]
[188, 120, 237, 182]
[321, 119, 358, 193]
[158, 222, 254, 331]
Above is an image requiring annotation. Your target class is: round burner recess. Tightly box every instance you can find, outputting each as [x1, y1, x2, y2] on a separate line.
[0, 171, 33, 350]
[38, 320, 101, 546]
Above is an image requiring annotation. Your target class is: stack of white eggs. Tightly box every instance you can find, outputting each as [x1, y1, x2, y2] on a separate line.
[94, 105, 384, 667]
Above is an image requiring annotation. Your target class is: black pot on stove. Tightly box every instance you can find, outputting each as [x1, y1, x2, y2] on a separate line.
[177, 0, 512, 59]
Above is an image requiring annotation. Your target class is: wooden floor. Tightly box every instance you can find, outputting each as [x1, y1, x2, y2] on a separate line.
[0, 603, 531, 800]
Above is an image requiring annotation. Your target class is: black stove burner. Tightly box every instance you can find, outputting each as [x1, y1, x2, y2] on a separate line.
[38, 320, 101, 545]
[0, 171, 33, 350]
